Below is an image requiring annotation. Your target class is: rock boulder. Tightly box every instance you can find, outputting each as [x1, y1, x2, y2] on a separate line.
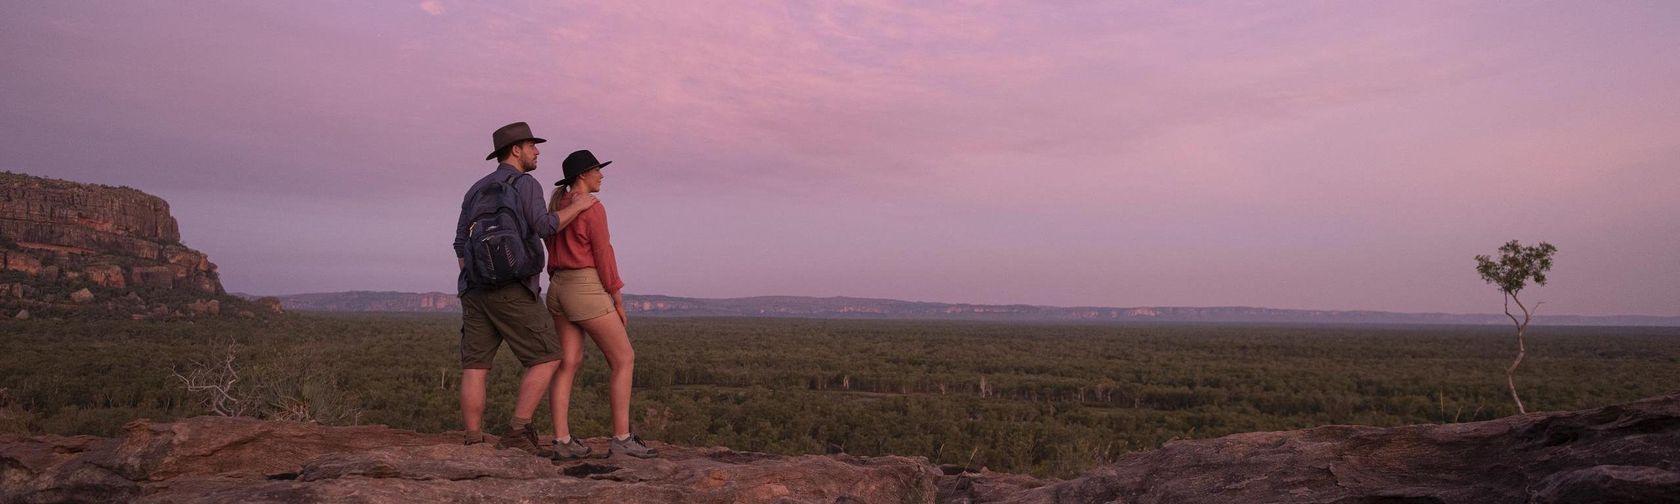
[959, 393, 1680, 504]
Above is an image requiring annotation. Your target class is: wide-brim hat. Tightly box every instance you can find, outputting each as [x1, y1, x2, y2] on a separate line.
[558, 149, 612, 185]
[486, 122, 547, 160]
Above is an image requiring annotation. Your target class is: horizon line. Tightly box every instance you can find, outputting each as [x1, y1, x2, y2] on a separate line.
[239, 289, 1680, 320]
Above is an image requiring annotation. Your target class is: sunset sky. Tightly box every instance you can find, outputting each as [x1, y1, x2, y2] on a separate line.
[2, 2, 1676, 316]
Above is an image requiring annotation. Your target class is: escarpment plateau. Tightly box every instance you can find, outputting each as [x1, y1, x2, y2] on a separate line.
[0, 172, 270, 319]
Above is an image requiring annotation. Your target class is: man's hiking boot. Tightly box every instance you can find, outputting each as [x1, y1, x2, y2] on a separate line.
[495, 425, 553, 457]
[608, 433, 658, 459]
[463, 433, 488, 446]
[551, 437, 592, 460]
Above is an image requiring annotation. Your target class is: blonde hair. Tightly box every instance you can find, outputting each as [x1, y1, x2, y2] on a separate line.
[548, 185, 567, 212]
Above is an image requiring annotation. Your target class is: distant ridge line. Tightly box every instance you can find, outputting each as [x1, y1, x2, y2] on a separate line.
[238, 291, 1680, 327]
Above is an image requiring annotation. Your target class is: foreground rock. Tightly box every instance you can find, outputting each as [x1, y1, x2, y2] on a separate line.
[0, 417, 940, 503]
[3, 394, 1677, 503]
[954, 393, 1680, 504]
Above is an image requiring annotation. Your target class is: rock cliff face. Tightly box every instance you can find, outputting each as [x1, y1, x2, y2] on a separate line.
[271, 291, 462, 312]
[3, 394, 1676, 503]
[0, 172, 255, 319]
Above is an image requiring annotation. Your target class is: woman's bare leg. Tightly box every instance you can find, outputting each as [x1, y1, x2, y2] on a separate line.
[576, 310, 634, 437]
[548, 316, 587, 441]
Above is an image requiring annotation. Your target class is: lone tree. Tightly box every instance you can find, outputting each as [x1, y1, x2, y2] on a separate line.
[1474, 240, 1558, 414]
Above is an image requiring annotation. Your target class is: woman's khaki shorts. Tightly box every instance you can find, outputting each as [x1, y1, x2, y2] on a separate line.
[547, 268, 616, 322]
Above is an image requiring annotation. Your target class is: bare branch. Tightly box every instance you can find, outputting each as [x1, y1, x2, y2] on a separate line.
[1512, 294, 1525, 329]
[169, 341, 245, 417]
[1506, 292, 1529, 414]
[1512, 293, 1533, 325]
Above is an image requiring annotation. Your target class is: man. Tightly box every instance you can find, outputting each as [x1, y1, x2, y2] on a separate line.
[453, 122, 596, 452]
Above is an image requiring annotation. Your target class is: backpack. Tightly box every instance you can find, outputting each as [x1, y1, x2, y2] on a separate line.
[463, 174, 545, 289]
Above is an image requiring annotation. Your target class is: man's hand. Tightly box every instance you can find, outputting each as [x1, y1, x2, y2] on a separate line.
[553, 192, 599, 228]
[458, 258, 465, 270]
[568, 192, 599, 211]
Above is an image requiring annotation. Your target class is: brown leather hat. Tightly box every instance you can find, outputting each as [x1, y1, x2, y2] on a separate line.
[486, 122, 547, 160]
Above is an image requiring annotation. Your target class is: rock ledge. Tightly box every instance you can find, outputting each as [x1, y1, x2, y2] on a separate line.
[3, 393, 1677, 503]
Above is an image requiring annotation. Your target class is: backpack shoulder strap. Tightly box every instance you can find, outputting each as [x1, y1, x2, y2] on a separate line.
[501, 172, 537, 236]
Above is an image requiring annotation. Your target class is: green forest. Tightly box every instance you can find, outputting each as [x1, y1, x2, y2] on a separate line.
[2, 314, 1676, 477]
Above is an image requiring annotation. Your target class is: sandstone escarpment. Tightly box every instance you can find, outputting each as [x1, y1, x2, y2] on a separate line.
[0, 171, 258, 319]
[272, 291, 461, 312]
[4, 394, 1677, 503]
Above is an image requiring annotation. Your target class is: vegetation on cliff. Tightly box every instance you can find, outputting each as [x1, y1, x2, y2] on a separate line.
[0, 171, 265, 319]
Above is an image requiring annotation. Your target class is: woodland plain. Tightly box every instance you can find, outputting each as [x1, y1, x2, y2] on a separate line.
[2, 314, 1676, 477]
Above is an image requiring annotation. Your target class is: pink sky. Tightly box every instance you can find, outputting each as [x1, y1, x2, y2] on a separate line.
[2, 2, 1676, 316]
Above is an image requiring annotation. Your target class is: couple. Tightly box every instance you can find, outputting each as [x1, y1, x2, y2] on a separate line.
[451, 121, 654, 460]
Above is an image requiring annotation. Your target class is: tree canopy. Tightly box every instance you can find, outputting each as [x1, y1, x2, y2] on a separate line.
[1475, 240, 1557, 295]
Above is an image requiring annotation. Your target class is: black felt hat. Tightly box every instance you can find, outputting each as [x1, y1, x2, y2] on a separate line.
[557, 150, 612, 185]
[486, 122, 547, 160]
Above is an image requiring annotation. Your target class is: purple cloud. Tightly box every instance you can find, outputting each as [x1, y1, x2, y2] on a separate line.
[1, 1, 1675, 315]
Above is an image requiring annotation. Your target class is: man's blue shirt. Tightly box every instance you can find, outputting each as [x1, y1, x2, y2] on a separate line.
[454, 163, 560, 296]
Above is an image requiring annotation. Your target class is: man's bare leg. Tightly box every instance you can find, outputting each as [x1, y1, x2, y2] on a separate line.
[461, 368, 489, 442]
[514, 360, 561, 422]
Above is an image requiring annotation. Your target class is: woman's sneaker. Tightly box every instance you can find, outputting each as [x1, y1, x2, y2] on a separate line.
[551, 437, 592, 460]
[608, 433, 658, 459]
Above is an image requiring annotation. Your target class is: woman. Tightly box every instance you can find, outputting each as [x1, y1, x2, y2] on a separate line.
[543, 149, 656, 459]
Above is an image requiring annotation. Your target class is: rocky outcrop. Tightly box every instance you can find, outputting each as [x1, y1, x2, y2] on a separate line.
[0, 417, 940, 503]
[0, 171, 255, 319]
[4, 394, 1678, 503]
[954, 393, 1680, 504]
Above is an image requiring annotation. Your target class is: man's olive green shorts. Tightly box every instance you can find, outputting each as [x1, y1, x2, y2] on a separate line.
[460, 283, 562, 369]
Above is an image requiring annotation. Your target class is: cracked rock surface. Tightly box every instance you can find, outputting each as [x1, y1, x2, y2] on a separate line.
[3, 394, 1677, 503]
[953, 393, 1680, 504]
